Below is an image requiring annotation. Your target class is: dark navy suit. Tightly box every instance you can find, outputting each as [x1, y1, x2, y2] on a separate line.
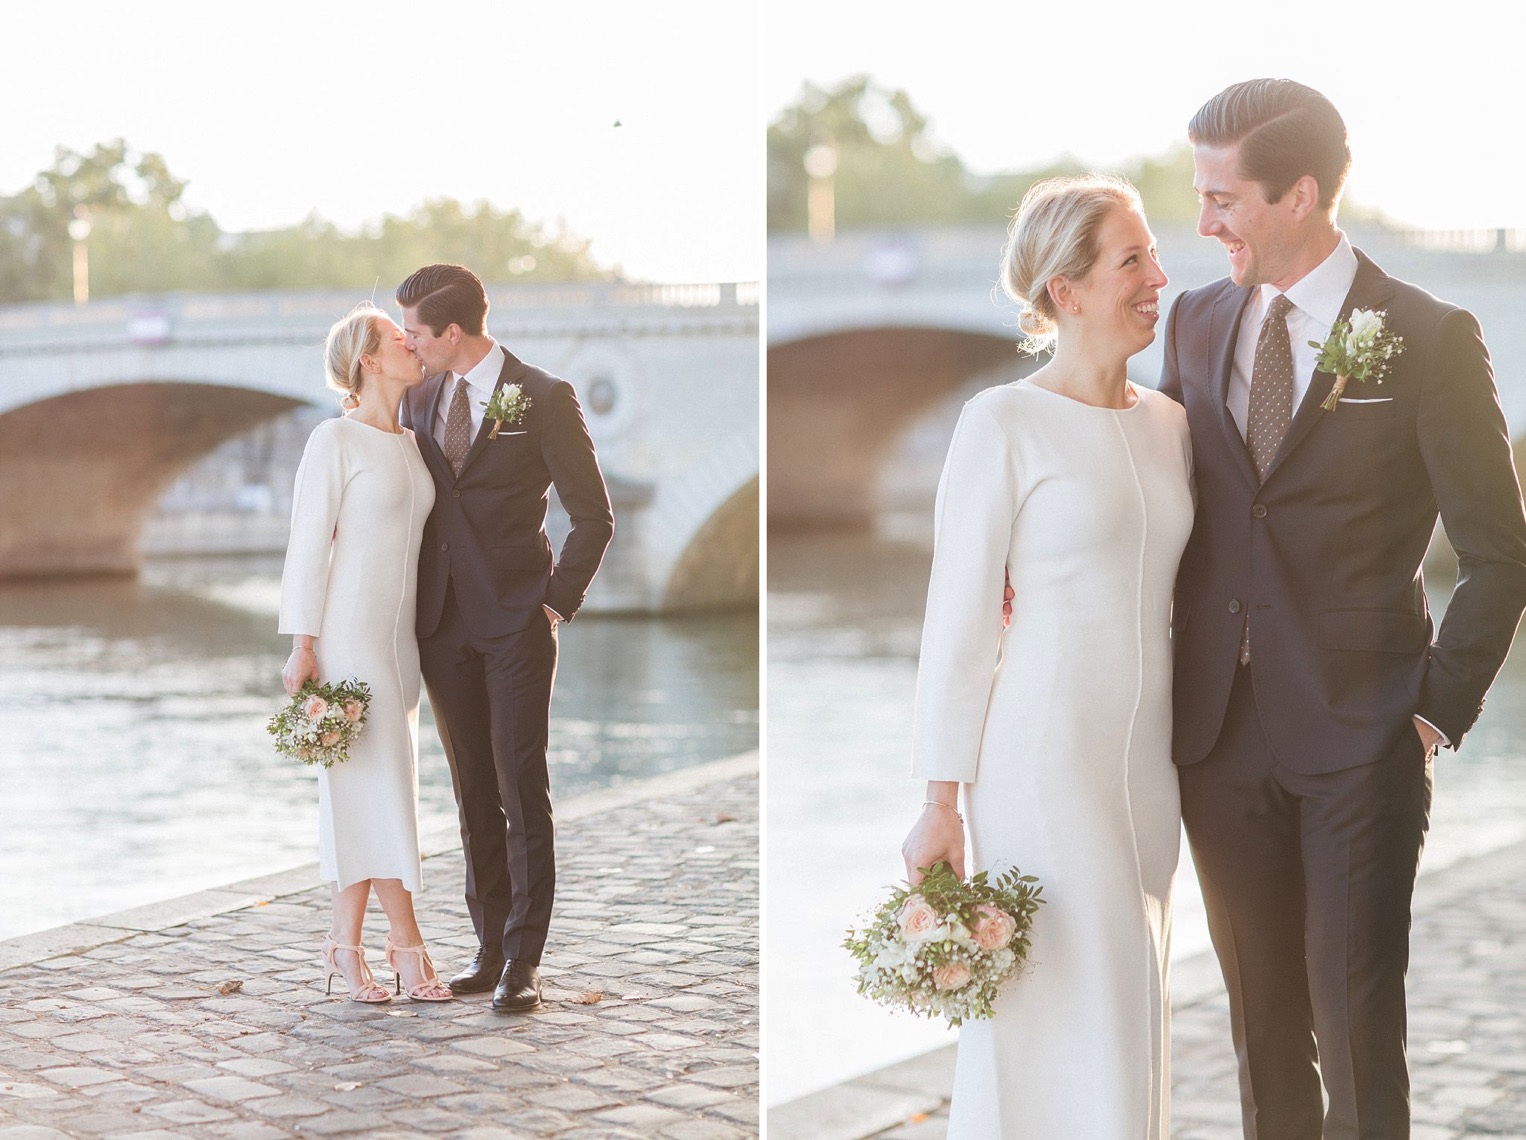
[402, 348, 613, 965]
[1161, 250, 1526, 1136]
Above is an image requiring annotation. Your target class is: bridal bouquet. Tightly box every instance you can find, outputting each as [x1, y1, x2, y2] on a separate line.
[845, 862, 1044, 1027]
[267, 679, 372, 768]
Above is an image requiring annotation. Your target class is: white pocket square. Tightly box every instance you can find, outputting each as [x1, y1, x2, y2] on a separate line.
[1337, 397, 1393, 405]
[494, 430, 529, 437]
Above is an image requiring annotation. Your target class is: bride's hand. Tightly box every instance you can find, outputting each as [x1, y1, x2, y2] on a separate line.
[902, 802, 966, 886]
[283, 646, 320, 696]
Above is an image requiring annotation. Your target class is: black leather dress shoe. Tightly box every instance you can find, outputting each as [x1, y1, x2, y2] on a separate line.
[449, 945, 506, 994]
[492, 959, 543, 1012]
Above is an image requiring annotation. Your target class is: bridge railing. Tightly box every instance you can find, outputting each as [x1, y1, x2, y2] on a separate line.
[1385, 227, 1526, 254]
[0, 280, 759, 351]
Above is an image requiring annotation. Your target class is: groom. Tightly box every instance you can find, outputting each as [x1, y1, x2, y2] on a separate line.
[1160, 79, 1526, 1136]
[398, 264, 614, 1012]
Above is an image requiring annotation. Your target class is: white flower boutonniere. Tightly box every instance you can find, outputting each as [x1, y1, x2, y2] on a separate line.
[1311, 308, 1404, 411]
[481, 384, 532, 438]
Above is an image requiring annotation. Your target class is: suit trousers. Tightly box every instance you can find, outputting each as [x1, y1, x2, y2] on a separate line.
[1179, 663, 1432, 1140]
[419, 580, 559, 965]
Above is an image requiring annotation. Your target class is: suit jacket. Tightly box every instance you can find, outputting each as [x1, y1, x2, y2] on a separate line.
[401, 348, 614, 639]
[1160, 249, 1526, 771]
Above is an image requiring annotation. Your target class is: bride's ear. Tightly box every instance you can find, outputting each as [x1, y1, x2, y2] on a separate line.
[1047, 276, 1074, 316]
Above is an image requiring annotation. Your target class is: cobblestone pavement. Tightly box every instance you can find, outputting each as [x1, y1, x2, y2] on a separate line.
[0, 754, 758, 1139]
[771, 838, 1526, 1139]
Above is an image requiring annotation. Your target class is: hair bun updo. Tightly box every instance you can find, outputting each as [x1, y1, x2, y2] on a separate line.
[324, 302, 387, 410]
[1016, 305, 1056, 342]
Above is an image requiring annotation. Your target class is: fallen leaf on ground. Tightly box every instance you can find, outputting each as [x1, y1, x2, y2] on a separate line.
[214, 980, 243, 995]
[334, 1082, 361, 1091]
[713, 813, 737, 824]
[570, 991, 603, 1004]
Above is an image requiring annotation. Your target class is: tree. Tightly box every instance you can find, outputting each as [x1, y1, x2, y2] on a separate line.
[0, 142, 610, 303]
[769, 76, 1043, 233]
[769, 76, 1231, 234]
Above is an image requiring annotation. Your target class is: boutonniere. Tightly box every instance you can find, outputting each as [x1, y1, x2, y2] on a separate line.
[481, 384, 532, 439]
[1311, 309, 1404, 411]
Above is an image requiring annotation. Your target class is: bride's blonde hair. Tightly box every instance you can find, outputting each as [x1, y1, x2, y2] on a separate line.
[1000, 174, 1143, 353]
[324, 303, 386, 410]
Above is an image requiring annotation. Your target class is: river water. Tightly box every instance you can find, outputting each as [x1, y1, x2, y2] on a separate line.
[0, 555, 757, 943]
[766, 507, 1526, 1107]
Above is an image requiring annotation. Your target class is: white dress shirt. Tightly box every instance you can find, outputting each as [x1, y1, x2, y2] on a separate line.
[433, 339, 507, 451]
[1227, 233, 1358, 438]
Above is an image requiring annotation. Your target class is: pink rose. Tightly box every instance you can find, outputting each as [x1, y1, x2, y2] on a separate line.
[973, 904, 1017, 951]
[302, 695, 330, 721]
[319, 730, 342, 747]
[898, 895, 939, 943]
[343, 700, 364, 723]
[932, 961, 972, 991]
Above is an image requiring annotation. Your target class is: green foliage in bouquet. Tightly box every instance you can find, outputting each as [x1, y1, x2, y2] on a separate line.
[267, 678, 372, 768]
[845, 862, 1044, 1027]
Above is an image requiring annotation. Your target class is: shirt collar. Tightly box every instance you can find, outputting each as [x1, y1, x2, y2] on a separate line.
[1263, 231, 1357, 329]
[454, 338, 504, 392]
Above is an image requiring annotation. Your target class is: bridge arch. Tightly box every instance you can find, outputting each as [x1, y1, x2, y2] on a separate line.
[662, 476, 758, 612]
[768, 324, 1024, 527]
[0, 382, 302, 577]
[637, 430, 759, 612]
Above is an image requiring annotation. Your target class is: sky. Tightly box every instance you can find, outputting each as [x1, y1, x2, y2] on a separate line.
[768, 0, 1525, 234]
[2, 1, 761, 284]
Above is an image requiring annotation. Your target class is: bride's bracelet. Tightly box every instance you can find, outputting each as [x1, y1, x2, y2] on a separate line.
[922, 800, 963, 823]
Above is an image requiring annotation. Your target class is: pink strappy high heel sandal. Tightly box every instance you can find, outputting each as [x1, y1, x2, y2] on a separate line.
[384, 936, 454, 1002]
[322, 933, 391, 1003]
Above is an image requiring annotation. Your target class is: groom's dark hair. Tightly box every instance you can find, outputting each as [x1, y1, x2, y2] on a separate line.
[396, 263, 489, 336]
[1189, 79, 1351, 212]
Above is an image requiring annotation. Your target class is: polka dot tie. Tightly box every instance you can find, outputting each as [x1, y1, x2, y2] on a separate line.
[1246, 293, 1295, 482]
[1239, 294, 1294, 666]
[443, 377, 472, 477]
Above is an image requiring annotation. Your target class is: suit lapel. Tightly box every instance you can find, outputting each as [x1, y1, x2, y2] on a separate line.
[1263, 251, 1396, 481]
[411, 372, 454, 483]
[456, 348, 530, 478]
[1210, 286, 1259, 489]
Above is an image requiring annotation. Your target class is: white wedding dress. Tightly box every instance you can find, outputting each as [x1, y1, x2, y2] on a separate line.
[279, 417, 435, 891]
[912, 380, 1194, 1138]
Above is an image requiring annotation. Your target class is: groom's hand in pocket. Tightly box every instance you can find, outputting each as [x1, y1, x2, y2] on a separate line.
[1413, 715, 1444, 757]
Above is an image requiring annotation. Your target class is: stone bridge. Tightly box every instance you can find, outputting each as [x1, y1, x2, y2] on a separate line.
[0, 281, 758, 612]
[769, 223, 1526, 525]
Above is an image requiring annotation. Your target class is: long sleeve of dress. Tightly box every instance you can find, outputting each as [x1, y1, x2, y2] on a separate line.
[279, 421, 348, 638]
[911, 397, 1022, 784]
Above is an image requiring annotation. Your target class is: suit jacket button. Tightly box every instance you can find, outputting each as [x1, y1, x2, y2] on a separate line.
[1251, 504, 1268, 518]
[453, 490, 461, 498]
[1228, 599, 1242, 614]
[440, 543, 449, 552]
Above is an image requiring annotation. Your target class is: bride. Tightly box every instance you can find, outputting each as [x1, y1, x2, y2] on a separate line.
[900, 175, 1192, 1136]
[279, 303, 452, 1003]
